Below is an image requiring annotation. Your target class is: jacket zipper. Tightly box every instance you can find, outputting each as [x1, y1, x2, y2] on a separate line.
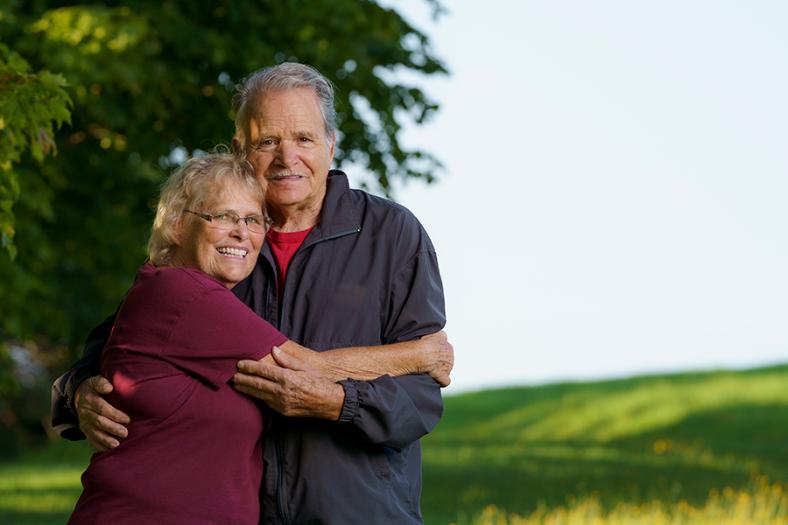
[272, 226, 360, 525]
[302, 227, 361, 249]
[275, 428, 289, 524]
[272, 257, 291, 525]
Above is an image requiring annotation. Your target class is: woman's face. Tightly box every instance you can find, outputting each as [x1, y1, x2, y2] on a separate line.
[173, 182, 265, 288]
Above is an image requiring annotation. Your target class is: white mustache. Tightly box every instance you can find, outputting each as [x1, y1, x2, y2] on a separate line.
[266, 173, 305, 180]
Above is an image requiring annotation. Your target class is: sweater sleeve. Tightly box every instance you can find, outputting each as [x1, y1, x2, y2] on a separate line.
[165, 286, 287, 389]
[50, 265, 287, 438]
[336, 242, 446, 450]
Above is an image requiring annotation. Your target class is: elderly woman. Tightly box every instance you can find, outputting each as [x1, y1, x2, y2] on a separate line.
[67, 154, 450, 525]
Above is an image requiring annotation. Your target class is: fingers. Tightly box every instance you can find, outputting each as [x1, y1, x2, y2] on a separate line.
[77, 407, 129, 447]
[86, 375, 114, 395]
[233, 383, 274, 403]
[235, 370, 342, 419]
[82, 423, 124, 451]
[429, 354, 452, 387]
[91, 404, 131, 437]
[236, 358, 288, 383]
[433, 372, 451, 388]
[271, 346, 309, 372]
[232, 371, 281, 401]
[78, 389, 131, 426]
[277, 341, 316, 362]
[428, 337, 454, 388]
[232, 370, 278, 390]
[75, 375, 130, 450]
[77, 376, 130, 423]
[444, 340, 455, 368]
[75, 375, 108, 409]
[79, 409, 127, 451]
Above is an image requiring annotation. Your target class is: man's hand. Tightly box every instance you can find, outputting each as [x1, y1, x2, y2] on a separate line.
[75, 375, 131, 451]
[418, 332, 454, 387]
[233, 347, 345, 420]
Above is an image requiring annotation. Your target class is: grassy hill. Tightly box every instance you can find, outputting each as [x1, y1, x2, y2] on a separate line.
[1, 364, 787, 524]
[421, 363, 788, 524]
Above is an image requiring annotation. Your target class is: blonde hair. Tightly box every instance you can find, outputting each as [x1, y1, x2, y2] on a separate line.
[147, 153, 263, 265]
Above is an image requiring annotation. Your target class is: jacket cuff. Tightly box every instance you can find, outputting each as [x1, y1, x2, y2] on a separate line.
[50, 378, 86, 441]
[337, 379, 360, 424]
[55, 423, 86, 441]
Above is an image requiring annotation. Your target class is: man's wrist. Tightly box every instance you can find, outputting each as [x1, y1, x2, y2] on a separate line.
[409, 340, 431, 376]
[319, 383, 345, 421]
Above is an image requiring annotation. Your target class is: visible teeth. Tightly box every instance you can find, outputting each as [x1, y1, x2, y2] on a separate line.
[217, 247, 247, 257]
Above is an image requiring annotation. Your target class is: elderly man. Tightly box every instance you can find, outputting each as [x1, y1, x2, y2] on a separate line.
[52, 63, 448, 524]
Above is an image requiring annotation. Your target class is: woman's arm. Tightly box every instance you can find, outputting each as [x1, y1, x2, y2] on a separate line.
[271, 332, 454, 387]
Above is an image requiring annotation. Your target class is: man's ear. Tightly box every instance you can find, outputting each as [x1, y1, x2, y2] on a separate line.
[328, 132, 336, 162]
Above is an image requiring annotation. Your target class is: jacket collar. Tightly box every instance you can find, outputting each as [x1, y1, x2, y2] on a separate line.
[307, 169, 362, 242]
[249, 169, 360, 306]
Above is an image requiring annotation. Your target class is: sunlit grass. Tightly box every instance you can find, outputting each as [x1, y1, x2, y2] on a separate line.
[459, 479, 788, 525]
[0, 441, 91, 524]
[422, 364, 788, 524]
[438, 369, 788, 443]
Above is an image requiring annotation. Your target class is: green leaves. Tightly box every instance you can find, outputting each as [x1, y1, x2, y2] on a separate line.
[0, 0, 446, 363]
[0, 44, 72, 258]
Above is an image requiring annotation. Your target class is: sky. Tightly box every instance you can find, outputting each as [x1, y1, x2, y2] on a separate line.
[358, 1, 788, 392]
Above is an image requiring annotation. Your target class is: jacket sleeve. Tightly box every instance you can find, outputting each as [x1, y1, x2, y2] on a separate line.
[50, 312, 116, 440]
[336, 245, 446, 451]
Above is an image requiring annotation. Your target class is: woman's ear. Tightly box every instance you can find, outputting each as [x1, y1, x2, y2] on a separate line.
[171, 217, 185, 247]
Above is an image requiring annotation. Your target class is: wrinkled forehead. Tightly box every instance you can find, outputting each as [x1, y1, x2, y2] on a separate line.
[244, 88, 326, 132]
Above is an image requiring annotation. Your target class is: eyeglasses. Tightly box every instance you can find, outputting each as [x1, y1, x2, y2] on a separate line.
[184, 209, 272, 234]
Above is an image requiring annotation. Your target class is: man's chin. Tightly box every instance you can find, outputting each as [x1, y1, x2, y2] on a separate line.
[266, 190, 308, 208]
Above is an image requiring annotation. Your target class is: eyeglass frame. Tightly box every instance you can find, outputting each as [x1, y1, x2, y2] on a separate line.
[183, 209, 273, 234]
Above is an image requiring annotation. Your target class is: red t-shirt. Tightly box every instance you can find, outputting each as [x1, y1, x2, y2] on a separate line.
[68, 264, 287, 525]
[266, 227, 313, 294]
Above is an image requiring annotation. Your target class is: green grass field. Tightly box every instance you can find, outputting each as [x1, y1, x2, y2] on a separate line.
[421, 364, 788, 524]
[2, 364, 787, 524]
[0, 439, 92, 525]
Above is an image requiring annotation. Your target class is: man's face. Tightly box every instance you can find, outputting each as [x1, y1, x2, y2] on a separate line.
[244, 87, 335, 214]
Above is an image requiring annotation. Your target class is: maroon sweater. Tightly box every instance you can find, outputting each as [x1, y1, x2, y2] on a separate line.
[68, 264, 286, 525]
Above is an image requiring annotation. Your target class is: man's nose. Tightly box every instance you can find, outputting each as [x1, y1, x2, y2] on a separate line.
[275, 139, 299, 167]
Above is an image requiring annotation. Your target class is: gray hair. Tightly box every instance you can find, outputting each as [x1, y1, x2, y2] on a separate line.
[233, 62, 337, 151]
[147, 153, 263, 265]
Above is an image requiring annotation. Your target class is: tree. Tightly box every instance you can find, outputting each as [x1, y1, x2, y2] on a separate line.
[0, 0, 446, 361]
[0, 44, 71, 259]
